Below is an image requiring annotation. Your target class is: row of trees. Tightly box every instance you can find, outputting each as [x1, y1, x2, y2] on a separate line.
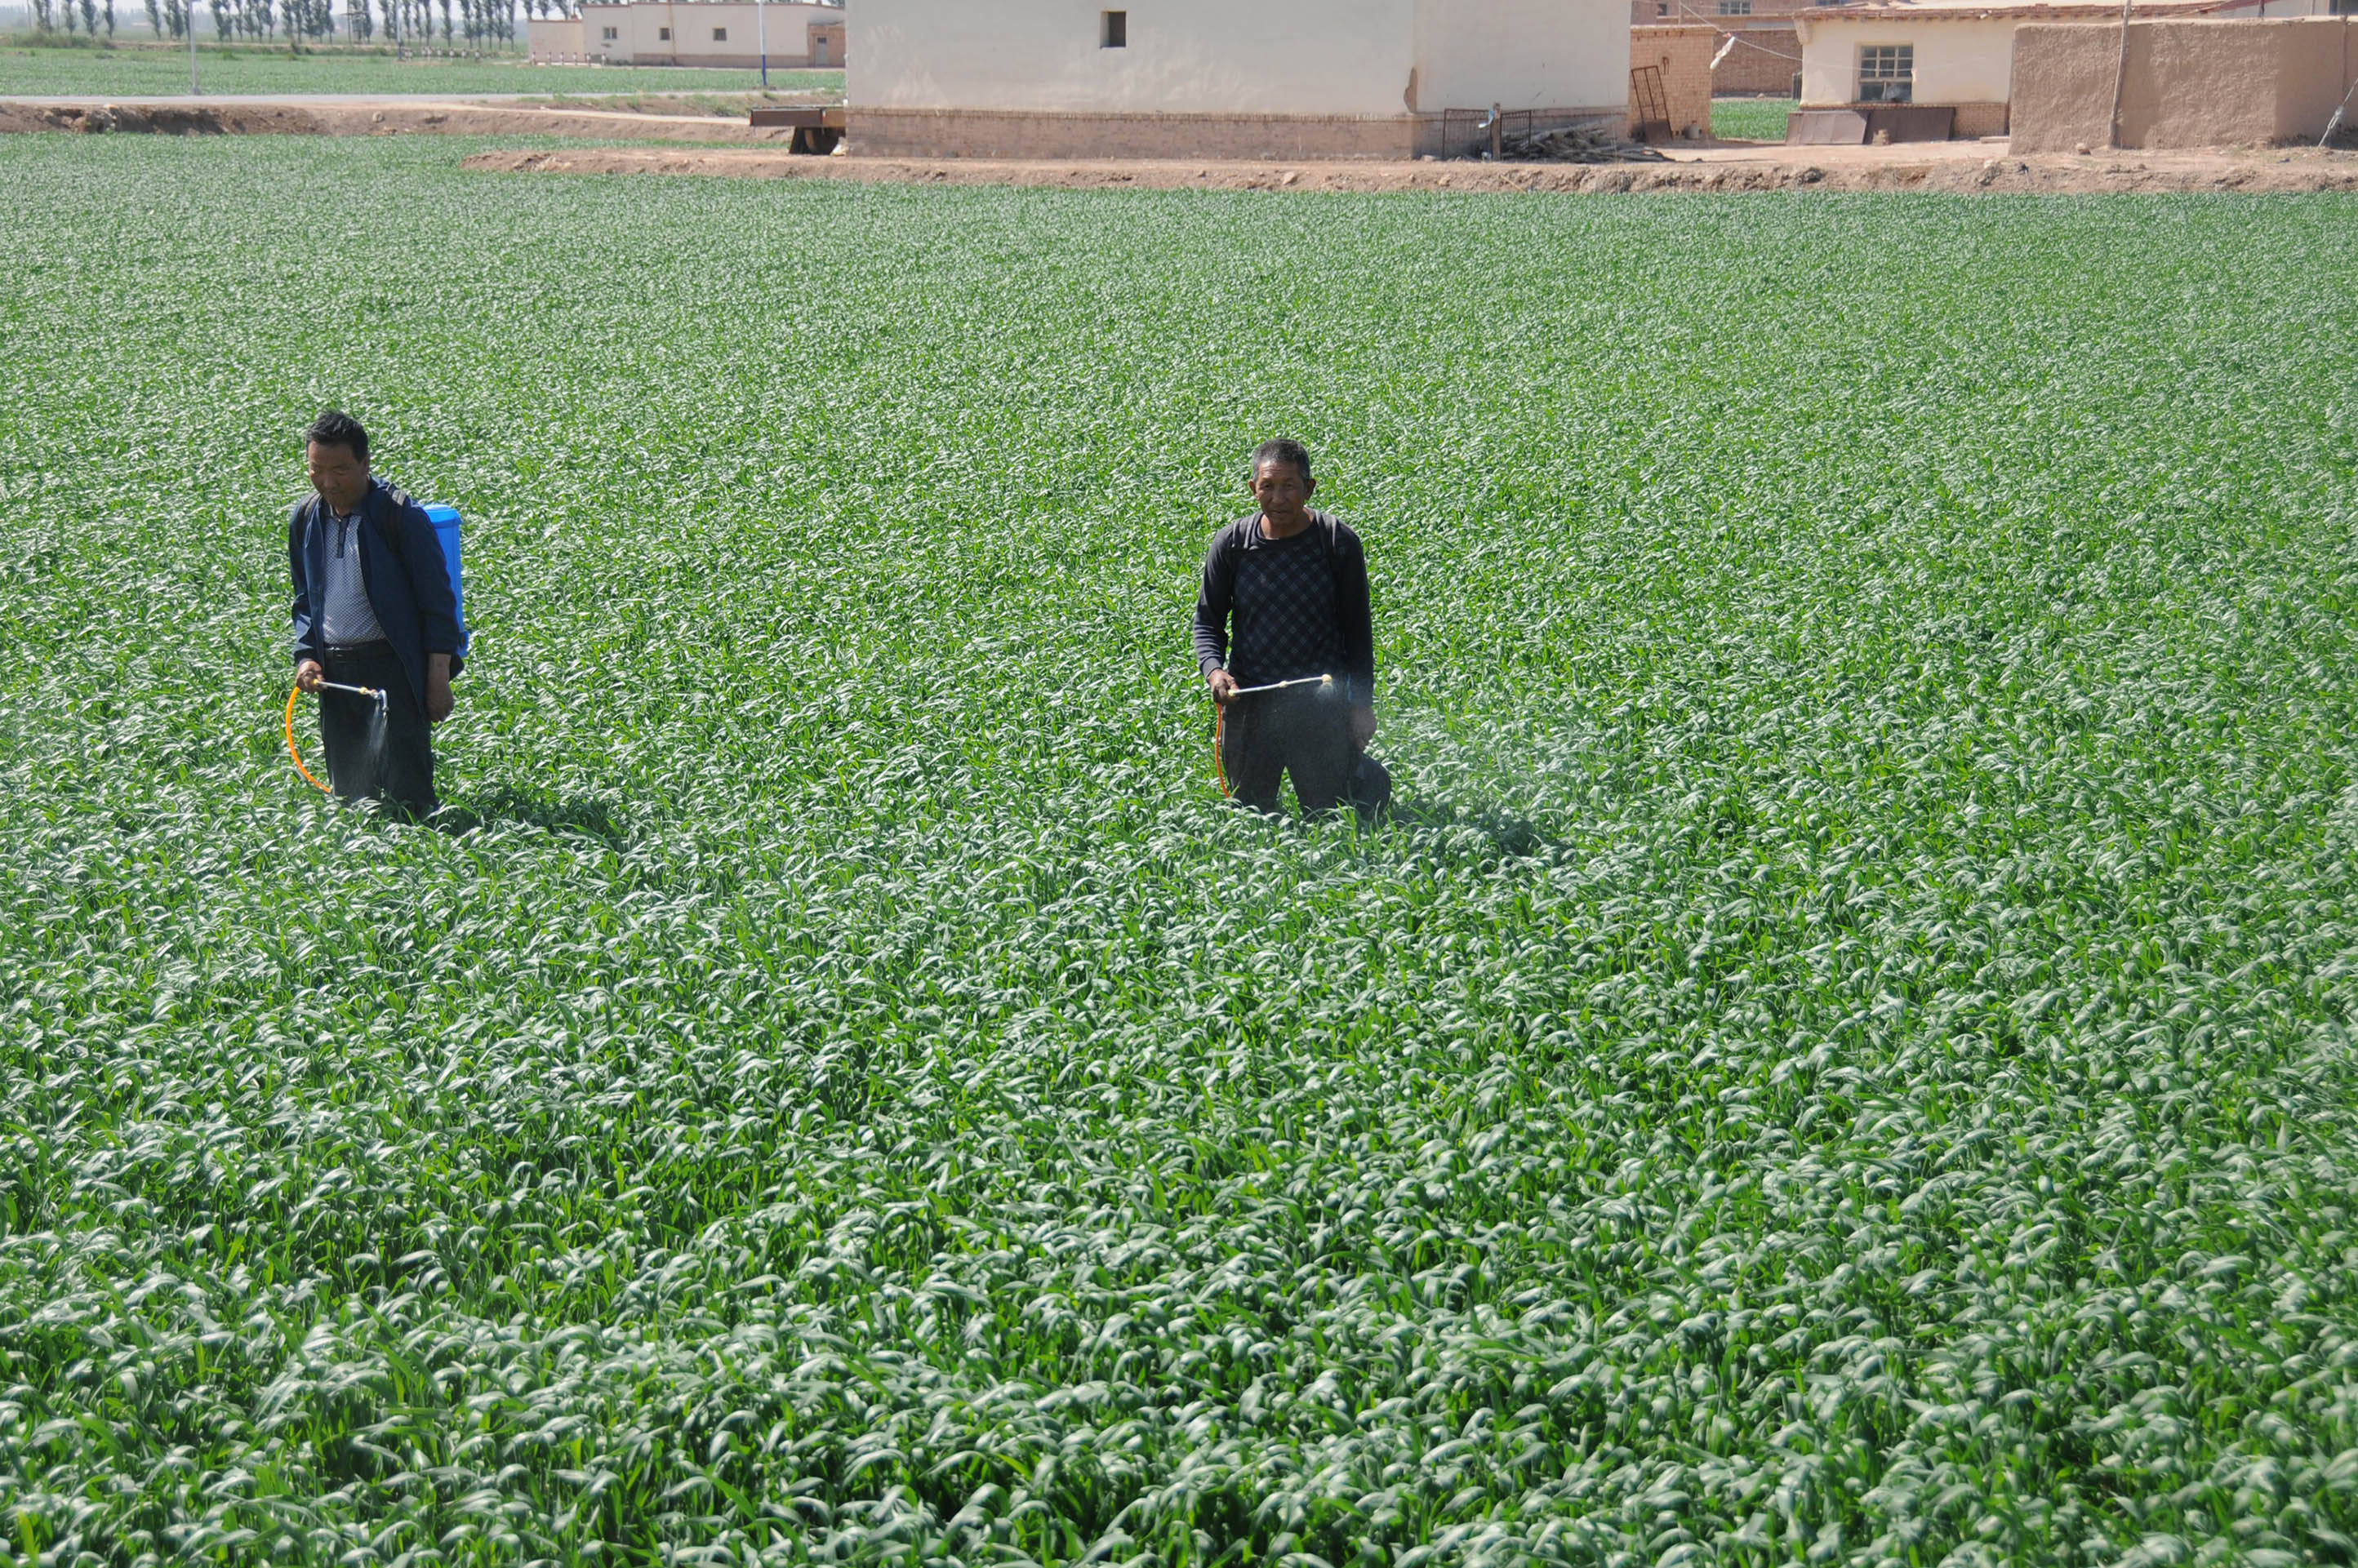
[20, 0, 840, 39]
[26, 0, 531, 42]
[27, 0, 120, 34]
[19, 0, 823, 35]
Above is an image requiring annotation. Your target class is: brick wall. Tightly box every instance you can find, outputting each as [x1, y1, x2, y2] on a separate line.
[1713, 25, 1802, 95]
[1951, 101, 2009, 137]
[1631, 25, 1718, 136]
[1624, 10, 1803, 96]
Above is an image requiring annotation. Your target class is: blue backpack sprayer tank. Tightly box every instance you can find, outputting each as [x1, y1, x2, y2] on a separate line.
[285, 502, 470, 793]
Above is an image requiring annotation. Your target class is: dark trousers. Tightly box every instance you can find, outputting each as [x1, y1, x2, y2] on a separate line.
[1221, 685, 1354, 816]
[320, 642, 435, 815]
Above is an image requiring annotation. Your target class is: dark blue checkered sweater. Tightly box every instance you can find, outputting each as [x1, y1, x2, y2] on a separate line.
[1192, 512, 1375, 705]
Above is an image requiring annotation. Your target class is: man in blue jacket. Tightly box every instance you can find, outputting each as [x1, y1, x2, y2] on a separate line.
[288, 410, 461, 815]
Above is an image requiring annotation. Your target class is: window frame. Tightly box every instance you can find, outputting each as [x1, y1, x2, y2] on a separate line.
[711, 25, 725, 39]
[1857, 42, 1914, 104]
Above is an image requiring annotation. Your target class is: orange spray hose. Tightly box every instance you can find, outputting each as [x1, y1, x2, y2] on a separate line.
[284, 686, 331, 794]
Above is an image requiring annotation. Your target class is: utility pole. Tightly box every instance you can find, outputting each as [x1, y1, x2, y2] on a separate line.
[757, 0, 766, 87]
[189, 0, 200, 91]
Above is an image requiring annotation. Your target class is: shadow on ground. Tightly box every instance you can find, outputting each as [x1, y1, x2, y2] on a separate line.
[1378, 797, 1559, 859]
[432, 786, 626, 842]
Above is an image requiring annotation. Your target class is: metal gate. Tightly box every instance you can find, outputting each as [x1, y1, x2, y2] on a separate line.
[1630, 65, 1672, 143]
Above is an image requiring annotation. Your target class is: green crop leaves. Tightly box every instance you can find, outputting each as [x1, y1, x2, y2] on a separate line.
[0, 44, 842, 96]
[2, 136, 2358, 1566]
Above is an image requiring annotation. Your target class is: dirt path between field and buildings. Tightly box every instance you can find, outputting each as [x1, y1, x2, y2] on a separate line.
[0, 96, 818, 142]
[3, 93, 2351, 192]
[460, 140, 2358, 195]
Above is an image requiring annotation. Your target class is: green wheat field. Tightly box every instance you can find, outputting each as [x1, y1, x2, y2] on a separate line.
[3, 135, 2358, 1566]
[0, 42, 839, 97]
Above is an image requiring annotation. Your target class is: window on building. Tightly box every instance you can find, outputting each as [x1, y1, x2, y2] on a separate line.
[601, 24, 616, 38]
[1657, 2, 1668, 13]
[711, 25, 725, 38]
[656, 24, 670, 39]
[1857, 42, 1912, 102]
[1719, 1, 1751, 14]
[1101, 9, 1126, 47]
[2331, 0, 2354, 14]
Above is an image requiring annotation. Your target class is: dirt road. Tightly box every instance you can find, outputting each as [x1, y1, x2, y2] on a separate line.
[460, 140, 2358, 196]
[7, 93, 2352, 193]
[0, 96, 804, 142]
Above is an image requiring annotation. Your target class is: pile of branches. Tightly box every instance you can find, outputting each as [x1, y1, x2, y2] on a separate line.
[1497, 122, 1667, 164]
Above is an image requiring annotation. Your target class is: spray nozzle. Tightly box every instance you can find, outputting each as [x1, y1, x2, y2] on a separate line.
[314, 679, 388, 717]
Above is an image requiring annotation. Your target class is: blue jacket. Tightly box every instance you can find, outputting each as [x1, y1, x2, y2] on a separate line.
[288, 478, 462, 710]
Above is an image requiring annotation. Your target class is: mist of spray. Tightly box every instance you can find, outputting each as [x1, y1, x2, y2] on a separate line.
[363, 699, 391, 779]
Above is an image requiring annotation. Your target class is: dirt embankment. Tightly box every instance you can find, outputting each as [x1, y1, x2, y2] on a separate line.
[8, 97, 2353, 193]
[0, 99, 801, 142]
[460, 144, 2358, 195]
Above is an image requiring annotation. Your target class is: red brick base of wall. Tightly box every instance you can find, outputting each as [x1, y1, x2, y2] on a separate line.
[1951, 101, 2011, 138]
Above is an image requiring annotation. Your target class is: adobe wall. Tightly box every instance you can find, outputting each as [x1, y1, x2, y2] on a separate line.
[2012, 16, 2356, 152]
[526, 16, 584, 60]
[1632, 24, 1718, 135]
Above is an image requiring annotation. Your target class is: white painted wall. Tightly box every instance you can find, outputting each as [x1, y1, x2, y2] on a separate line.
[852, 0, 1419, 115]
[1413, 0, 1630, 110]
[852, 0, 1630, 117]
[581, 1, 840, 64]
[1795, 15, 2018, 103]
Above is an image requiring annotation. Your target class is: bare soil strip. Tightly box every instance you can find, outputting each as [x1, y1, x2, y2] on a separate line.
[6, 96, 2351, 193]
[0, 99, 799, 142]
[458, 143, 2358, 195]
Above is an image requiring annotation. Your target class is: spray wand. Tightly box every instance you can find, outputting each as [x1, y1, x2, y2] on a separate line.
[1211, 674, 1341, 796]
[283, 681, 387, 794]
[1226, 673, 1337, 699]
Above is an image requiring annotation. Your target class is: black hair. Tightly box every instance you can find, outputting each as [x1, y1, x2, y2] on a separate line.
[306, 409, 370, 464]
[1250, 438, 1312, 485]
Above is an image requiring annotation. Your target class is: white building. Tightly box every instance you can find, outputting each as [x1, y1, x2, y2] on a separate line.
[1791, 0, 2332, 139]
[529, 1, 843, 67]
[848, 0, 1632, 158]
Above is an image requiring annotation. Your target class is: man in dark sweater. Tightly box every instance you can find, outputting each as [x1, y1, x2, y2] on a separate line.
[288, 411, 462, 815]
[1193, 439, 1377, 817]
